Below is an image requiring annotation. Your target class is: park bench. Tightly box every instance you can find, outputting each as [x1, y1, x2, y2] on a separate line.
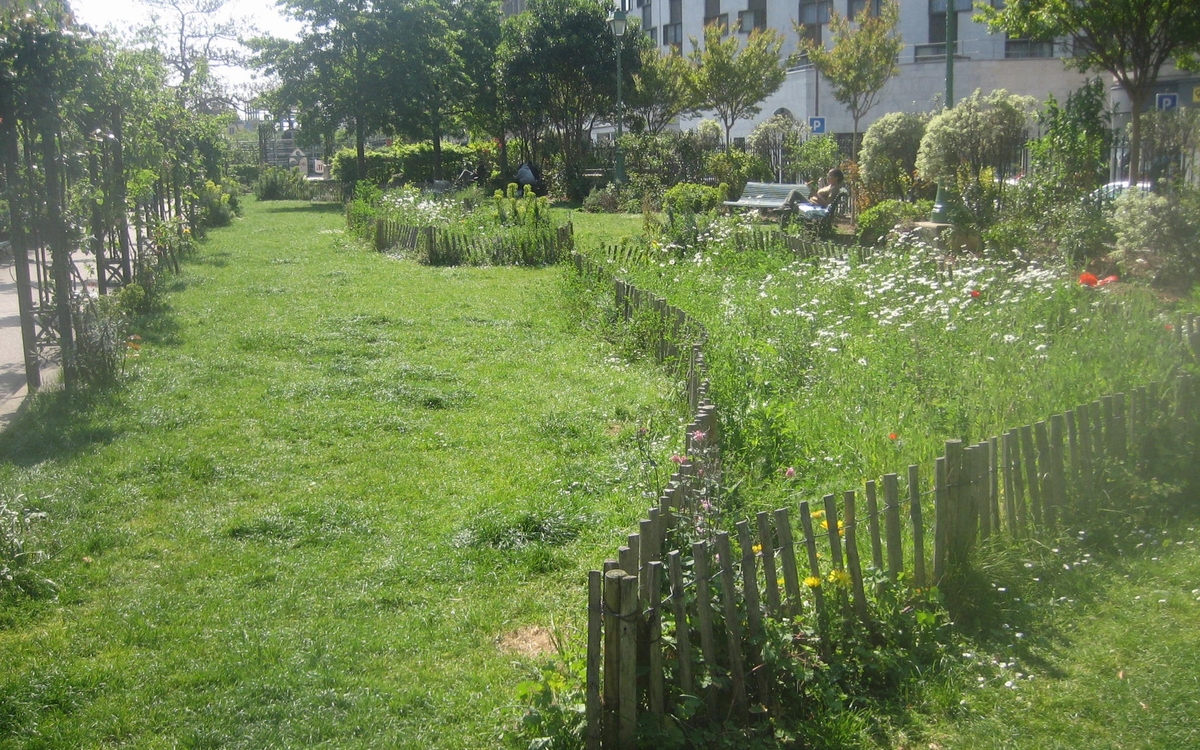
[724, 182, 810, 224]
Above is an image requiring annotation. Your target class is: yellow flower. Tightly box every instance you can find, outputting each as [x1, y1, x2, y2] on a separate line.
[777, 578, 786, 588]
[811, 509, 826, 520]
[826, 569, 852, 588]
[752, 544, 763, 555]
[804, 576, 822, 589]
[820, 519, 844, 536]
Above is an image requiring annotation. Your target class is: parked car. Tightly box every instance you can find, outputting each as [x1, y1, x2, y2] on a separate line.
[1088, 181, 1152, 202]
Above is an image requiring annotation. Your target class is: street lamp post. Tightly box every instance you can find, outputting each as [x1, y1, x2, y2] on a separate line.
[609, 8, 626, 184]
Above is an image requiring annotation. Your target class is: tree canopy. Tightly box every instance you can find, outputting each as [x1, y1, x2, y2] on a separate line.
[981, 0, 1200, 182]
[688, 24, 785, 150]
[798, 0, 902, 158]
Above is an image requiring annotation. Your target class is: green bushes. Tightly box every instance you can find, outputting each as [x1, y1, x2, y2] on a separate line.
[1110, 188, 1200, 289]
[855, 198, 931, 246]
[330, 142, 480, 188]
[196, 179, 241, 228]
[254, 167, 311, 201]
[662, 182, 727, 215]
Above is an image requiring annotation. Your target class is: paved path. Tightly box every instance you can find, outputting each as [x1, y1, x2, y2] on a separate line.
[0, 248, 94, 431]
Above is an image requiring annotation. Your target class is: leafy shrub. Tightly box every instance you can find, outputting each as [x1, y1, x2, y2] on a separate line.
[582, 184, 621, 213]
[71, 295, 130, 389]
[704, 149, 755, 198]
[347, 181, 384, 238]
[230, 164, 260, 187]
[855, 199, 929, 246]
[254, 167, 310, 201]
[330, 142, 480, 188]
[860, 111, 928, 203]
[197, 180, 241, 228]
[1, 495, 56, 598]
[1110, 188, 1200, 289]
[663, 182, 726, 215]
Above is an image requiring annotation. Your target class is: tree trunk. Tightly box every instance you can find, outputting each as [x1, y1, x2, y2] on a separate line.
[1128, 91, 1145, 183]
[110, 106, 133, 285]
[40, 122, 75, 391]
[355, 114, 366, 183]
[2, 110, 42, 392]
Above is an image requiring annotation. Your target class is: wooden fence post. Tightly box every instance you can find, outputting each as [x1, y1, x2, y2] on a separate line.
[737, 521, 770, 704]
[883, 473, 903, 582]
[587, 570, 602, 750]
[798, 500, 826, 617]
[602, 569, 623, 748]
[1019, 425, 1042, 533]
[715, 532, 749, 722]
[667, 551, 693, 696]
[756, 511, 781, 616]
[865, 480, 883, 572]
[692, 540, 719, 716]
[774, 508, 802, 618]
[842, 491, 870, 625]
[1034, 422, 1052, 529]
[647, 560, 664, 722]
[908, 465, 926, 589]
[933, 456, 947, 582]
[618, 574, 639, 749]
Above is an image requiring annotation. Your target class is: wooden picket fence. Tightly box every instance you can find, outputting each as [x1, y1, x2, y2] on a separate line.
[571, 254, 1200, 748]
[584, 375, 1196, 748]
[372, 218, 573, 266]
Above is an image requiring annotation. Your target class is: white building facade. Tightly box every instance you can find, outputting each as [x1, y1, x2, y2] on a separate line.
[629, 0, 1195, 144]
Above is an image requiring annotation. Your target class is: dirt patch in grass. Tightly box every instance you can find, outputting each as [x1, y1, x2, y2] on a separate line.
[498, 625, 556, 659]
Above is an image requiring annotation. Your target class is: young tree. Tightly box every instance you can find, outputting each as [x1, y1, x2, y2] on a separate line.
[253, 0, 390, 179]
[747, 114, 809, 182]
[496, 0, 641, 200]
[797, 0, 902, 160]
[133, 0, 249, 113]
[627, 46, 694, 135]
[981, 0, 1200, 183]
[378, 0, 467, 181]
[688, 23, 785, 150]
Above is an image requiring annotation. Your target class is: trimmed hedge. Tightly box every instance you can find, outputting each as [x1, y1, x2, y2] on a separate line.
[330, 142, 483, 188]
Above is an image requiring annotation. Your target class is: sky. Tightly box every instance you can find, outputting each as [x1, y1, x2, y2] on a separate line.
[69, 0, 303, 91]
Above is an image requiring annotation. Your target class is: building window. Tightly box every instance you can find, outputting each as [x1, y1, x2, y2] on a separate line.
[738, 10, 763, 32]
[1004, 38, 1053, 58]
[929, 0, 971, 44]
[798, 0, 830, 45]
[663, 23, 683, 47]
[642, 2, 652, 31]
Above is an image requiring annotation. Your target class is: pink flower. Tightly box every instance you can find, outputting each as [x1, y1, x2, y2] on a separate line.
[1097, 274, 1118, 286]
[670, 454, 686, 465]
[784, 466, 796, 478]
[692, 430, 707, 441]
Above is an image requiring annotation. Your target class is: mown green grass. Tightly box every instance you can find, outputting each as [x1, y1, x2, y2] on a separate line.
[897, 525, 1200, 749]
[0, 199, 682, 748]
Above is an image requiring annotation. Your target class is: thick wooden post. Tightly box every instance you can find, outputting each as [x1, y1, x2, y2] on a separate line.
[774, 508, 802, 617]
[883, 473, 903, 581]
[908, 465, 926, 589]
[602, 570, 623, 748]
[842, 491, 870, 625]
[865, 480, 883, 572]
[618, 574, 639, 749]
[587, 571, 602, 750]
[714, 532, 748, 721]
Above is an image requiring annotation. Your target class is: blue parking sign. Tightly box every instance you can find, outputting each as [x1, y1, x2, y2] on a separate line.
[808, 116, 826, 134]
[1157, 93, 1179, 111]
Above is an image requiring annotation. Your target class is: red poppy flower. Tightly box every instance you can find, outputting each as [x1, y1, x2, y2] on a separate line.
[1079, 272, 1099, 287]
[888, 432, 898, 441]
[1166, 323, 1175, 332]
[969, 289, 980, 298]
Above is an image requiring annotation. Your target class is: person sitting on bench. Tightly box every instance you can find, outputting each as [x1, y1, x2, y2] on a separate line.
[808, 168, 844, 207]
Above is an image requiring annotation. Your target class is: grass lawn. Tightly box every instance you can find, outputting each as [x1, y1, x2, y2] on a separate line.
[902, 527, 1200, 750]
[0, 198, 680, 748]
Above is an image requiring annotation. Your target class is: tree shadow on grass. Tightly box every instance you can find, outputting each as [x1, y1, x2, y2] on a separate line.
[0, 387, 124, 466]
[260, 202, 345, 215]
